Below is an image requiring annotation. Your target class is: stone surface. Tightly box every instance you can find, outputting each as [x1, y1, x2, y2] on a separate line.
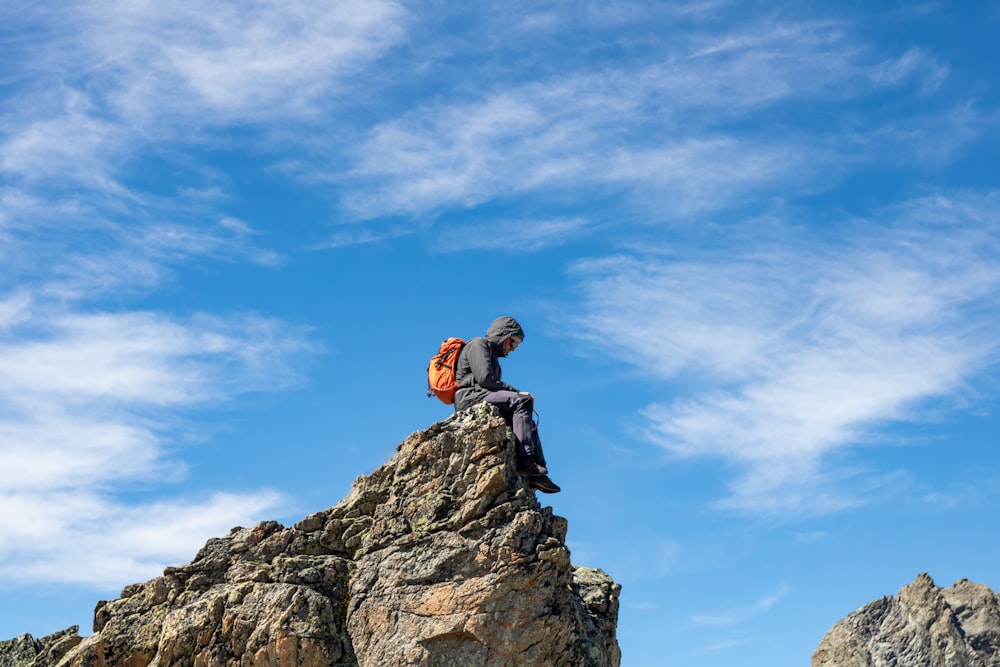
[0, 628, 81, 667]
[813, 572, 1000, 667]
[21, 406, 620, 667]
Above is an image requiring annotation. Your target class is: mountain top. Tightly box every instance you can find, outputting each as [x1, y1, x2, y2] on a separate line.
[3, 405, 620, 667]
[813, 572, 1000, 667]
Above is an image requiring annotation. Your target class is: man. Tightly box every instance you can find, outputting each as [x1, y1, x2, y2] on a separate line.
[454, 316, 561, 494]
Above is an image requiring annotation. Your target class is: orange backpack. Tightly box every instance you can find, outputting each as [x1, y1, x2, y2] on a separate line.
[426, 337, 466, 404]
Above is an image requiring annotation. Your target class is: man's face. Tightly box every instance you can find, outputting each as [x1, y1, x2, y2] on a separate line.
[502, 335, 522, 356]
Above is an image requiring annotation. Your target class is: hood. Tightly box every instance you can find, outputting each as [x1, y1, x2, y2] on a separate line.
[484, 316, 525, 344]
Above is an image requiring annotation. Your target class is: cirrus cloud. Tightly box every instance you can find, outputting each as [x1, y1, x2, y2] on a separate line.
[569, 191, 1000, 516]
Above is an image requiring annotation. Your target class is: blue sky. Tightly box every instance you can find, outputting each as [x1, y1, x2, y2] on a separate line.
[1, 1, 999, 665]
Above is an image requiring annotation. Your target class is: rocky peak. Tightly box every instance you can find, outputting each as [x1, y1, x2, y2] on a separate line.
[5, 406, 620, 667]
[813, 572, 1000, 667]
[0, 628, 81, 667]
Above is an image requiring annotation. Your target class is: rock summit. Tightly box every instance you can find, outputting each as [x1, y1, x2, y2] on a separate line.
[3, 406, 621, 667]
[813, 572, 1000, 667]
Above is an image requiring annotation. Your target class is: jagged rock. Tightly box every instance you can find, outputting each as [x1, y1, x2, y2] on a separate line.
[813, 572, 1000, 667]
[0, 627, 81, 667]
[41, 406, 620, 667]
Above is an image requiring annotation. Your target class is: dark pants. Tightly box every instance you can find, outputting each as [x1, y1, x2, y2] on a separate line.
[482, 391, 546, 465]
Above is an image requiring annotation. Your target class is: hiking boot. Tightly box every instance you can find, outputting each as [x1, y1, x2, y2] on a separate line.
[516, 456, 548, 476]
[529, 475, 561, 494]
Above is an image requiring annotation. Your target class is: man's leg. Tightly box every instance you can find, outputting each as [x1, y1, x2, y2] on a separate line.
[481, 390, 536, 457]
[481, 391, 559, 493]
[531, 428, 546, 468]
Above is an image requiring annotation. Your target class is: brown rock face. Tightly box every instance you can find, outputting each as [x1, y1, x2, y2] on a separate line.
[813, 572, 1000, 667]
[52, 406, 621, 667]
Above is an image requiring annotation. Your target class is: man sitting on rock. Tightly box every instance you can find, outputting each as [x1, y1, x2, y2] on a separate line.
[454, 315, 561, 494]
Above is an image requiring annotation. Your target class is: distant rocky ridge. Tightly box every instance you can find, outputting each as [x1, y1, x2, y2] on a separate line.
[1, 406, 620, 667]
[813, 572, 1000, 666]
[0, 628, 81, 667]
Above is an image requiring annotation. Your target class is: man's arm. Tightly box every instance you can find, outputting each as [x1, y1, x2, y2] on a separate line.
[467, 338, 517, 392]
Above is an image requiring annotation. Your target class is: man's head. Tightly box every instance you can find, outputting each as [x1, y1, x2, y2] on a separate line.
[485, 316, 525, 355]
[501, 335, 523, 356]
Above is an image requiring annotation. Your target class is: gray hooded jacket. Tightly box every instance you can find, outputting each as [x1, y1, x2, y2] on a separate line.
[454, 316, 525, 411]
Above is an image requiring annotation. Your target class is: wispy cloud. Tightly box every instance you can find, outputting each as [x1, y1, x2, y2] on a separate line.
[341, 10, 960, 226]
[1, 0, 409, 264]
[0, 300, 315, 585]
[871, 48, 948, 92]
[343, 76, 814, 220]
[0, 292, 313, 586]
[0, 1, 406, 299]
[5, 0, 407, 131]
[0, 91, 126, 188]
[435, 217, 592, 253]
[0, 490, 285, 586]
[0, 188, 284, 301]
[569, 191, 1000, 517]
[690, 584, 791, 626]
